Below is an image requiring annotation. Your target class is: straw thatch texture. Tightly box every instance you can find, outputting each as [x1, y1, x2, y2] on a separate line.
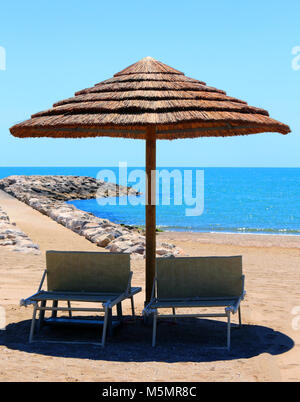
[10, 57, 290, 139]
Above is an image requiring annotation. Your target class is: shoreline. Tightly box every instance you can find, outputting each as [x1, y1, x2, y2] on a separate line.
[163, 229, 300, 237]
[157, 230, 300, 249]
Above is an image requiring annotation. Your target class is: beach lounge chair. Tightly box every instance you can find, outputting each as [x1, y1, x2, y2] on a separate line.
[143, 256, 245, 350]
[20, 251, 141, 346]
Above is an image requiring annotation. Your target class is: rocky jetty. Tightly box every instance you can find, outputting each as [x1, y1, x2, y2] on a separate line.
[0, 175, 139, 201]
[0, 176, 183, 258]
[0, 206, 40, 254]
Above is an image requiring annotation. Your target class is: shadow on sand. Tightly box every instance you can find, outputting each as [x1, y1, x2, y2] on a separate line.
[0, 316, 294, 363]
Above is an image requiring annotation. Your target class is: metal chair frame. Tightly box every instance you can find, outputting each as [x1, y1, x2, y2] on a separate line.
[21, 269, 141, 347]
[144, 275, 245, 350]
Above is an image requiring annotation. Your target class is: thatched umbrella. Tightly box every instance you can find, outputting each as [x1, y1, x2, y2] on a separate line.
[10, 57, 291, 302]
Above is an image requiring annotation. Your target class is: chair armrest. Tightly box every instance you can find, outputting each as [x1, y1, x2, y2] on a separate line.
[103, 288, 141, 309]
[142, 277, 157, 316]
[20, 297, 37, 307]
[226, 291, 246, 314]
[20, 269, 47, 308]
[143, 299, 157, 316]
[128, 287, 142, 296]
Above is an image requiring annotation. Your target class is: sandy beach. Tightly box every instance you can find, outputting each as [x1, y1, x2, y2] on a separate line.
[0, 190, 300, 382]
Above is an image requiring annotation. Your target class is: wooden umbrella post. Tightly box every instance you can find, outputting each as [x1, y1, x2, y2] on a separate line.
[145, 126, 156, 303]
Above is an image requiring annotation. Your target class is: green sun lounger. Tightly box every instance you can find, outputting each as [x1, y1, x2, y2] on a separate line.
[20, 251, 141, 346]
[143, 255, 245, 350]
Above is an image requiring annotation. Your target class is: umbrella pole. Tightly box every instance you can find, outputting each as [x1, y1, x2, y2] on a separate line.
[145, 127, 156, 304]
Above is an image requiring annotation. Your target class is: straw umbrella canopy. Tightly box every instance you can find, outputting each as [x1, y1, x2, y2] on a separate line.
[10, 56, 291, 302]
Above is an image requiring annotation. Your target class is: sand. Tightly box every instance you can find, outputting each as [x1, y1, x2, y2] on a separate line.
[0, 191, 300, 382]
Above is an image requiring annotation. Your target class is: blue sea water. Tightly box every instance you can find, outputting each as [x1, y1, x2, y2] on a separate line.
[0, 167, 300, 235]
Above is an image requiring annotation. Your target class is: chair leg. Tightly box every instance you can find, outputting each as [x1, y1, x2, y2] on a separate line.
[29, 304, 38, 343]
[67, 301, 72, 318]
[152, 311, 158, 347]
[130, 296, 135, 318]
[117, 302, 123, 322]
[107, 308, 113, 337]
[238, 306, 242, 327]
[101, 306, 109, 347]
[172, 307, 176, 322]
[37, 300, 46, 332]
[226, 311, 231, 351]
[51, 300, 58, 318]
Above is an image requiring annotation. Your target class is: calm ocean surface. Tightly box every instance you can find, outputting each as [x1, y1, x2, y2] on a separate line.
[0, 167, 299, 235]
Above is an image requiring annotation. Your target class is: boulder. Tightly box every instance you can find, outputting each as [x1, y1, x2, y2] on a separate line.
[126, 244, 145, 255]
[156, 248, 170, 256]
[96, 233, 115, 247]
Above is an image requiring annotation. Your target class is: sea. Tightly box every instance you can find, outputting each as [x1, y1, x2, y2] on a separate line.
[0, 167, 299, 235]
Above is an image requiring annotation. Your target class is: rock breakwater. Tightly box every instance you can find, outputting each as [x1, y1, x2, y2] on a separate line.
[0, 205, 40, 254]
[0, 176, 183, 258]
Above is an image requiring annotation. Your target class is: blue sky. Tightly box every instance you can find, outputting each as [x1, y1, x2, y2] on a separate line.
[0, 0, 299, 167]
